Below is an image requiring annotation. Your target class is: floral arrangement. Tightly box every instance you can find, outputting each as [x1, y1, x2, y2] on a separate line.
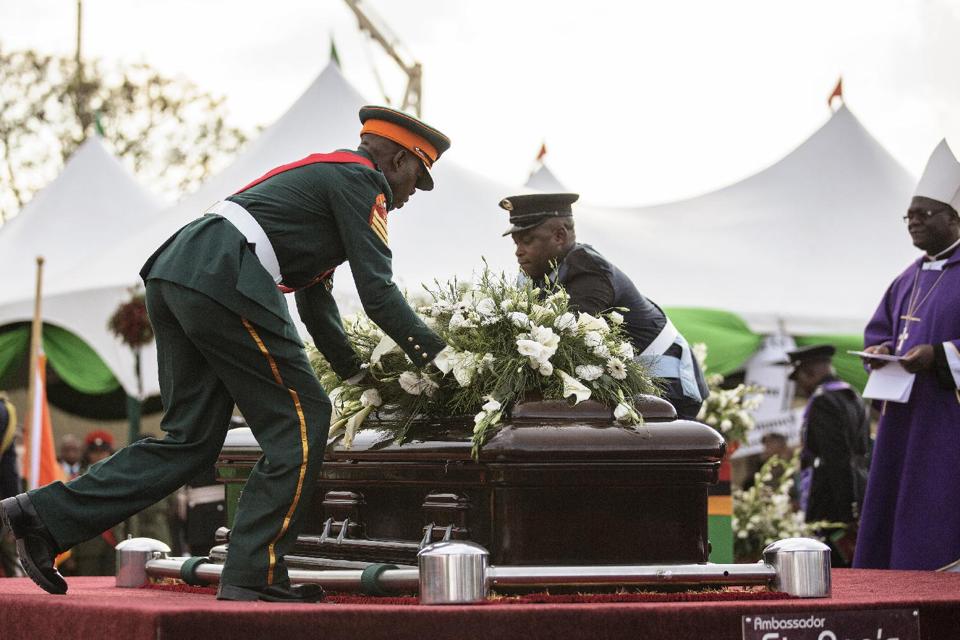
[309, 266, 659, 457]
[732, 453, 842, 561]
[692, 343, 762, 446]
[107, 287, 154, 348]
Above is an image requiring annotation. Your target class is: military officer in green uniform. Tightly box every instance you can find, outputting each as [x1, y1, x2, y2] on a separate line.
[0, 106, 450, 602]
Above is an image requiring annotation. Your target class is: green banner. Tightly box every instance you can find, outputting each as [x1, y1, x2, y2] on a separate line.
[794, 334, 867, 391]
[0, 325, 30, 384]
[665, 307, 762, 375]
[0, 323, 120, 395]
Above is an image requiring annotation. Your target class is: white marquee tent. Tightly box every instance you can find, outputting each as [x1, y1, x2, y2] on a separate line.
[575, 105, 918, 336]
[0, 137, 165, 396]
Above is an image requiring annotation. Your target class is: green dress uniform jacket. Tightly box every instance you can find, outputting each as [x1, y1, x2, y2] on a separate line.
[29, 148, 444, 588]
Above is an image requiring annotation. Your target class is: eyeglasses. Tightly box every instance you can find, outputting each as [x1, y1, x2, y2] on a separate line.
[903, 207, 950, 223]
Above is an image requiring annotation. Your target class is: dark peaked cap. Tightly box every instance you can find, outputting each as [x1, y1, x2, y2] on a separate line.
[359, 105, 451, 191]
[776, 344, 836, 380]
[499, 193, 580, 236]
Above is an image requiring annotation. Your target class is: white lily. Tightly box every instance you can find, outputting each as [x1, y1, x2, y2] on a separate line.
[369, 334, 398, 366]
[558, 369, 591, 404]
[433, 346, 456, 375]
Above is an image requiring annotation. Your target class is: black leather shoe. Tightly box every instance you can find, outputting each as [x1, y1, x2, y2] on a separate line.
[216, 582, 325, 603]
[0, 494, 67, 595]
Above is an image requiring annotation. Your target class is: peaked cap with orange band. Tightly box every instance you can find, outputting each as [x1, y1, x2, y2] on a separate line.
[359, 105, 451, 191]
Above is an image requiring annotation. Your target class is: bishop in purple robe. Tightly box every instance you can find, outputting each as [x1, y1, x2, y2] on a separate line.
[855, 139, 960, 570]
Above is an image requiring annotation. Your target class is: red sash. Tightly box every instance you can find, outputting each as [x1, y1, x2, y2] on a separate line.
[233, 152, 377, 293]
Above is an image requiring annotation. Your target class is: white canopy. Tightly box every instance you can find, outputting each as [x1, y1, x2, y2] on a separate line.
[0, 137, 164, 396]
[572, 105, 918, 335]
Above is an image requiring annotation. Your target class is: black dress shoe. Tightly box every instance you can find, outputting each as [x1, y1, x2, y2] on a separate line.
[216, 582, 325, 603]
[0, 494, 68, 595]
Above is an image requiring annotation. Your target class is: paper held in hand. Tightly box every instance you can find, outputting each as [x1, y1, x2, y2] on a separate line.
[862, 361, 916, 403]
[846, 349, 904, 362]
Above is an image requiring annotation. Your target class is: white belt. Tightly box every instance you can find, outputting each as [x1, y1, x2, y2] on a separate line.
[641, 318, 679, 357]
[205, 200, 282, 284]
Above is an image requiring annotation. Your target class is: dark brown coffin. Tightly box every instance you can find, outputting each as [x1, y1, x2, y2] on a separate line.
[215, 397, 725, 568]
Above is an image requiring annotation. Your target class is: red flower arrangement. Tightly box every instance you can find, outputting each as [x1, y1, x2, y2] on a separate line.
[108, 289, 154, 348]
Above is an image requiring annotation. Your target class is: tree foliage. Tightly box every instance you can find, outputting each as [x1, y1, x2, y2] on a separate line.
[0, 45, 249, 223]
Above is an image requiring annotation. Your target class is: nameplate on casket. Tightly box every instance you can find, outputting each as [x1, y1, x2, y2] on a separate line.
[741, 609, 919, 640]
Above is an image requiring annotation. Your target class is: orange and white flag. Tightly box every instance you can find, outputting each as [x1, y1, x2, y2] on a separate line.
[24, 351, 64, 489]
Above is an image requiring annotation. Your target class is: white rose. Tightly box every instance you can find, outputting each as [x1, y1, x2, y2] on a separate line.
[509, 312, 530, 328]
[575, 364, 604, 381]
[617, 342, 635, 360]
[577, 312, 610, 334]
[553, 312, 577, 334]
[592, 343, 610, 358]
[399, 371, 423, 395]
[475, 297, 497, 317]
[529, 325, 560, 352]
[453, 352, 479, 387]
[359, 388, 382, 408]
[583, 331, 603, 348]
[538, 361, 554, 376]
[608, 311, 624, 325]
[482, 397, 502, 412]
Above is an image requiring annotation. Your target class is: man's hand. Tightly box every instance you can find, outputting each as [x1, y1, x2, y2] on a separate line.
[900, 344, 935, 373]
[861, 344, 891, 370]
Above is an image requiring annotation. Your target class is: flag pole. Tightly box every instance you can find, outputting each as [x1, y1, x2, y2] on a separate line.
[26, 256, 45, 488]
[27, 257, 44, 426]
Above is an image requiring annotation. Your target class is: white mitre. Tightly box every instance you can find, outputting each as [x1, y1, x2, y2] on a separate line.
[914, 139, 960, 211]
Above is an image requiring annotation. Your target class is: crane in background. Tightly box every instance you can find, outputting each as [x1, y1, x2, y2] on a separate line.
[342, 0, 423, 117]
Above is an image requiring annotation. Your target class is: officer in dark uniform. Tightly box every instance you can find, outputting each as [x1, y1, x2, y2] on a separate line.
[783, 344, 870, 566]
[500, 193, 709, 419]
[1, 106, 450, 602]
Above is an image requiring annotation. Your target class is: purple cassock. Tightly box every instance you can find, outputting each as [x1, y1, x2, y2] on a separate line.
[854, 248, 960, 570]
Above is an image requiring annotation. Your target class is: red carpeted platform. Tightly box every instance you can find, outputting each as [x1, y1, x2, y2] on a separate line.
[1, 569, 959, 640]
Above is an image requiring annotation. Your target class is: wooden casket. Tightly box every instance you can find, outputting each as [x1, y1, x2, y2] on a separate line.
[215, 397, 725, 569]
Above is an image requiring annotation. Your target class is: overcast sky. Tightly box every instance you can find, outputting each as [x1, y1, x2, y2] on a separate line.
[3, 0, 960, 205]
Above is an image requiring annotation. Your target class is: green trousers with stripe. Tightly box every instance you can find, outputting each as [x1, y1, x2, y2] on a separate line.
[30, 279, 330, 587]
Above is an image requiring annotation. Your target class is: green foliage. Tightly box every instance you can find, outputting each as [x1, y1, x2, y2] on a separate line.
[732, 452, 844, 561]
[0, 44, 249, 223]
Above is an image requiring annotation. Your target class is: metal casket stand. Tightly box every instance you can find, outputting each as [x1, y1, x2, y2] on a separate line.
[137, 537, 831, 602]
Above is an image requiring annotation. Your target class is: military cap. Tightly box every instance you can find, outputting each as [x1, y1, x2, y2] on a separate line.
[499, 193, 580, 236]
[777, 344, 836, 380]
[359, 105, 451, 191]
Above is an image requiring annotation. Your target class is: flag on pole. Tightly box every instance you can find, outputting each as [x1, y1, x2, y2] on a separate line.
[828, 77, 843, 110]
[536, 141, 548, 162]
[25, 351, 64, 490]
